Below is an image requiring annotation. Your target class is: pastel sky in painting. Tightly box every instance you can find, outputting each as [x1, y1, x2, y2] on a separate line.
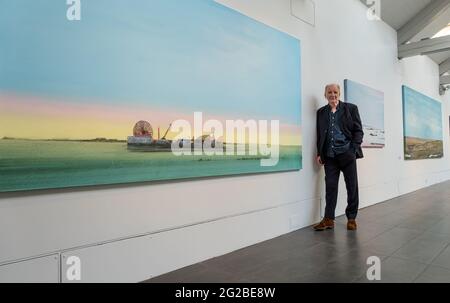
[0, 94, 301, 144]
[403, 86, 442, 141]
[0, 0, 301, 142]
[344, 79, 384, 130]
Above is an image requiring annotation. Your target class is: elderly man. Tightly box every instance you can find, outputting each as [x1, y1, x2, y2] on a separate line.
[314, 84, 364, 231]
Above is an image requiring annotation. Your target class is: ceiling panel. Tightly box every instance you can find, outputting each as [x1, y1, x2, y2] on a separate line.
[428, 50, 450, 64]
[380, 0, 432, 30]
[377, 0, 450, 72]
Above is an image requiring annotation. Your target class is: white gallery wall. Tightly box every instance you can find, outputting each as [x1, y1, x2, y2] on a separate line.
[1, 0, 450, 282]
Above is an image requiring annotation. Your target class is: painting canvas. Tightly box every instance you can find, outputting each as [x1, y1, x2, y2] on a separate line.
[0, 0, 302, 192]
[344, 79, 385, 148]
[402, 86, 443, 160]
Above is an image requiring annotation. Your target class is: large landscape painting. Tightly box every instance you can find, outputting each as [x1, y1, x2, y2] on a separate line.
[402, 86, 443, 160]
[0, 0, 302, 192]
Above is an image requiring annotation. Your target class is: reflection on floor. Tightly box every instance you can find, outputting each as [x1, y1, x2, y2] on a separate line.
[143, 181, 450, 283]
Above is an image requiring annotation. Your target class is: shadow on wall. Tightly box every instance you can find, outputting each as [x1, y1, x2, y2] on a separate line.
[312, 96, 325, 221]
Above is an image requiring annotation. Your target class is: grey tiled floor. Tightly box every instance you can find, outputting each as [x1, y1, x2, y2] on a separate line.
[144, 181, 450, 283]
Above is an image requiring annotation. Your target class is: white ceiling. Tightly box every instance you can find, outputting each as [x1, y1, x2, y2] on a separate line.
[376, 0, 450, 65]
[429, 50, 450, 64]
[380, 0, 433, 30]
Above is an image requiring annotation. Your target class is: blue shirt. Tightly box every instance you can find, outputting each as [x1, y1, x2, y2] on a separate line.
[325, 103, 351, 158]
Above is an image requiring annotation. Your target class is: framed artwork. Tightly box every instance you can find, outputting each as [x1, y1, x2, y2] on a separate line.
[402, 86, 443, 160]
[0, 0, 302, 192]
[344, 79, 385, 148]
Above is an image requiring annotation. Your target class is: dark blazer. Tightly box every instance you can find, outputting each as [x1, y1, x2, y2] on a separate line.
[316, 101, 364, 160]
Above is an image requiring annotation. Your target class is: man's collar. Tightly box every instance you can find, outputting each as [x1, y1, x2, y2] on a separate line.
[327, 101, 341, 111]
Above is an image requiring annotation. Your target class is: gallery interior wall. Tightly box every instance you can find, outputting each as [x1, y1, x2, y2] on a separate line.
[1, 0, 450, 282]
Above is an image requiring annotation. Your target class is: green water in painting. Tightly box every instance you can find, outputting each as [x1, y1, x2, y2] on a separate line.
[0, 140, 302, 192]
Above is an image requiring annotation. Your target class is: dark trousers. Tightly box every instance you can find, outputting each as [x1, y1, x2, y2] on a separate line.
[324, 150, 359, 220]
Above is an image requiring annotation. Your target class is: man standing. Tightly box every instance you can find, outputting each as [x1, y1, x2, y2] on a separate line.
[314, 84, 364, 231]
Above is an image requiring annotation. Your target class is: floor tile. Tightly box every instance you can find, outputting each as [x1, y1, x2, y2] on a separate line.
[355, 256, 427, 283]
[393, 236, 448, 263]
[143, 182, 450, 283]
[361, 227, 422, 256]
[431, 245, 450, 270]
[414, 265, 450, 283]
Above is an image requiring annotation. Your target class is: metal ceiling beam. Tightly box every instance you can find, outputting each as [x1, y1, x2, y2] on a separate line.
[440, 75, 450, 84]
[397, 0, 450, 45]
[439, 57, 450, 75]
[398, 35, 450, 58]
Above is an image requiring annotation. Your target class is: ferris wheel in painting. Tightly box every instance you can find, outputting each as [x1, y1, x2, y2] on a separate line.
[133, 121, 153, 138]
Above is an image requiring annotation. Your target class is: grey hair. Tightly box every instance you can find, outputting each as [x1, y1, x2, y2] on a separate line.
[324, 83, 341, 95]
